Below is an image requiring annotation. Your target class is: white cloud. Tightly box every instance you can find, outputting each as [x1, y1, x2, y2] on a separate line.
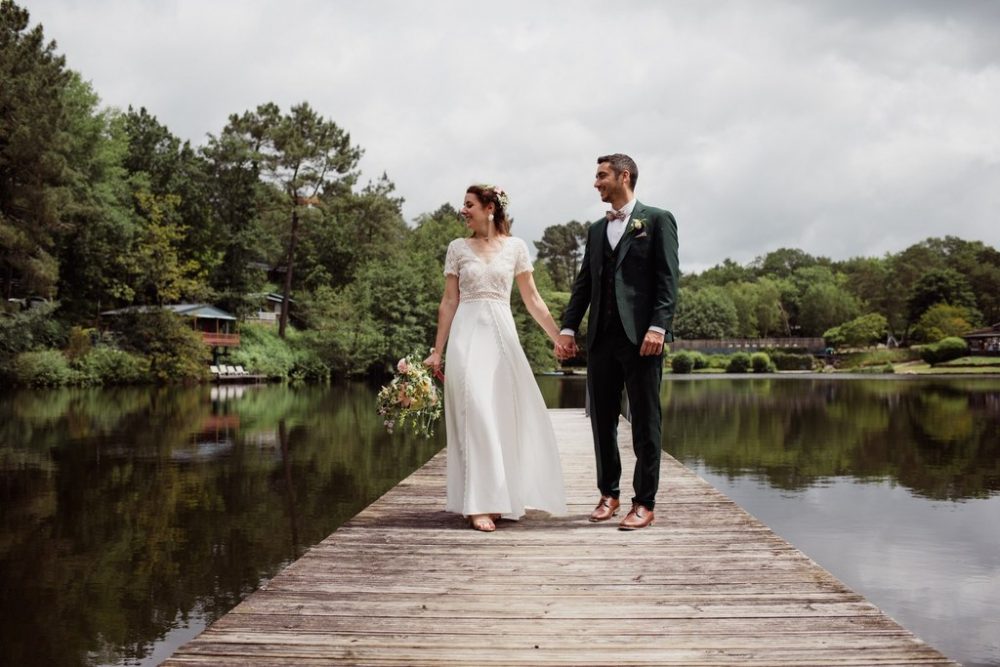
[28, 0, 1000, 272]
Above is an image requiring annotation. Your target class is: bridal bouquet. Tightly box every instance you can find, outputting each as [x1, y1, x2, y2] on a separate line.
[376, 354, 444, 438]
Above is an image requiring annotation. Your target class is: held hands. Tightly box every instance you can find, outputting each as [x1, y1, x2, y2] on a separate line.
[554, 334, 578, 361]
[640, 330, 665, 356]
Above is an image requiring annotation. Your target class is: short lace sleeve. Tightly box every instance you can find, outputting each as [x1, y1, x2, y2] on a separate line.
[513, 238, 533, 275]
[443, 240, 460, 277]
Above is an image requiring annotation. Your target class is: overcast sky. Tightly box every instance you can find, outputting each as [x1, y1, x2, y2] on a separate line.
[27, 0, 1000, 272]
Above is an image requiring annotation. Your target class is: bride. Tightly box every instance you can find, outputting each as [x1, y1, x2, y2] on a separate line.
[423, 184, 568, 532]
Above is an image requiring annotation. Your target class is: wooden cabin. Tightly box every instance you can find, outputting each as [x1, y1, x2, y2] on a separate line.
[962, 322, 1000, 354]
[247, 293, 291, 326]
[101, 304, 240, 347]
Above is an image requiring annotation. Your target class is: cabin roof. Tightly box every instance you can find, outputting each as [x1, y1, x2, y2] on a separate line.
[962, 322, 1000, 338]
[100, 304, 237, 321]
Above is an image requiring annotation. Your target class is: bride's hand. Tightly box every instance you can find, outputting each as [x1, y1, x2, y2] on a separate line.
[423, 349, 442, 372]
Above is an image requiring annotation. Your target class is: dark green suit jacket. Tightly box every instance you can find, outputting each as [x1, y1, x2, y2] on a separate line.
[561, 201, 679, 349]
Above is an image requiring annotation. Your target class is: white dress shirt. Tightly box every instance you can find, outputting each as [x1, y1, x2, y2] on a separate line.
[560, 198, 665, 339]
[606, 198, 637, 249]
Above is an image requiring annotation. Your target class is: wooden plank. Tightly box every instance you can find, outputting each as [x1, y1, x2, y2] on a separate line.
[163, 409, 956, 666]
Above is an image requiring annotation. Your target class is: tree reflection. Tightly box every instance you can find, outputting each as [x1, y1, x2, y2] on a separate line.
[0, 383, 443, 666]
[2, 378, 997, 665]
[665, 378, 1000, 501]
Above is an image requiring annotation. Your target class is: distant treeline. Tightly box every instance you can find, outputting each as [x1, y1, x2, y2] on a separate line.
[2, 1, 997, 386]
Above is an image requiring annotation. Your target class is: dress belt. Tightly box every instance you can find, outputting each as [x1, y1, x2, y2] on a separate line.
[460, 291, 508, 303]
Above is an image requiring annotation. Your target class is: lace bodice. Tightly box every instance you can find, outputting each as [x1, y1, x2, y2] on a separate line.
[443, 237, 533, 302]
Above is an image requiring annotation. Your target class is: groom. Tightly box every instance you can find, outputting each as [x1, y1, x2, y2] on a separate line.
[557, 154, 679, 530]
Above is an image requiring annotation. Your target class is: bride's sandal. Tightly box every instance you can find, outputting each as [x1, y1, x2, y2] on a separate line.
[469, 515, 495, 532]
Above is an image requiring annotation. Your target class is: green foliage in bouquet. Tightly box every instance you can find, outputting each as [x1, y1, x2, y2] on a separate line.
[376, 353, 444, 438]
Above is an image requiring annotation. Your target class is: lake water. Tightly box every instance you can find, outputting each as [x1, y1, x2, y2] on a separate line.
[662, 377, 1000, 667]
[0, 377, 997, 666]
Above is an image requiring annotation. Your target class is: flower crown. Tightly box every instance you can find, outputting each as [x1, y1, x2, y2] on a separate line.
[480, 184, 510, 212]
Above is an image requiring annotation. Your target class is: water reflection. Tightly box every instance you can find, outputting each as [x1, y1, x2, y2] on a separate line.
[1, 377, 998, 666]
[664, 377, 1000, 500]
[0, 383, 443, 667]
[663, 377, 1000, 667]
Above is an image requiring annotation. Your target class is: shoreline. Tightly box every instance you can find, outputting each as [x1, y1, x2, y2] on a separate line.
[549, 370, 1000, 381]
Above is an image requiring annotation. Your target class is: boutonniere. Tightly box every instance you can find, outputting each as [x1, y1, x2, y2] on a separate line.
[629, 218, 645, 234]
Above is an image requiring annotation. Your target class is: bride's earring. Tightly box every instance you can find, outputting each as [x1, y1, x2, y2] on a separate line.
[488, 214, 494, 223]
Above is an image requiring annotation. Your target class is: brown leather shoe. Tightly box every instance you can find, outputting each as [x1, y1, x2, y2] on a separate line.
[589, 495, 621, 522]
[619, 503, 655, 530]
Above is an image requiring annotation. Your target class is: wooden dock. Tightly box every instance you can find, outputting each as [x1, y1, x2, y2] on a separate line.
[163, 409, 955, 666]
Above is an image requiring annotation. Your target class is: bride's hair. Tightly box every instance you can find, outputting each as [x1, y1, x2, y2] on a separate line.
[467, 184, 511, 236]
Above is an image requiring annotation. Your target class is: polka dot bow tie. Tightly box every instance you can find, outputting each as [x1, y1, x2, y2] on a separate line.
[605, 209, 627, 221]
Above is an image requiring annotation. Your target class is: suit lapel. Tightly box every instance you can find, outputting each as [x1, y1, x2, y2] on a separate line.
[615, 201, 645, 270]
[592, 218, 608, 278]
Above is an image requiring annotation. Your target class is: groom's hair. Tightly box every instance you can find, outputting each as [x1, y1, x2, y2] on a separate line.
[597, 153, 638, 189]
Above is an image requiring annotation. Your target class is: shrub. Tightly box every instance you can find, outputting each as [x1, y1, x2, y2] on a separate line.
[0, 302, 66, 379]
[671, 352, 694, 374]
[838, 348, 918, 369]
[229, 323, 297, 379]
[769, 351, 815, 371]
[912, 304, 976, 343]
[689, 351, 708, 370]
[726, 352, 751, 373]
[823, 325, 845, 348]
[832, 313, 889, 348]
[65, 326, 96, 361]
[290, 346, 331, 382]
[920, 336, 969, 365]
[705, 354, 730, 369]
[13, 350, 79, 387]
[750, 352, 773, 373]
[852, 363, 896, 374]
[114, 309, 210, 383]
[74, 347, 151, 384]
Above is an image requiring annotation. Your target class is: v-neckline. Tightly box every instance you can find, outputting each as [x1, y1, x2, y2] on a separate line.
[464, 237, 510, 265]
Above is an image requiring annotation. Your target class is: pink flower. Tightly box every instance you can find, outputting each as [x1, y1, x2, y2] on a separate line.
[397, 358, 409, 373]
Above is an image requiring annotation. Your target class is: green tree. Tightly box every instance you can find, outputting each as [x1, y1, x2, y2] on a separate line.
[798, 282, 860, 337]
[219, 102, 363, 337]
[674, 286, 739, 339]
[201, 125, 271, 318]
[121, 107, 217, 281]
[0, 301, 63, 378]
[113, 309, 210, 382]
[906, 268, 978, 324]
[753, 277, 788, 336]
[968, 246, 1000, 325]
[125, 191, 205, 305]
[534, 220, 587, 292]
[888, 242, 947, 339]
[297, 173, 408, 291]
[839, 256, 886, 305]
[824, 313, 888, 348]
[911, 303, 975, 343]
[0, 0, 72, 297]
[687, 258, 752, 289]
[54, 75, 135, 322]
[753, 247, 819, 279]
[409, 203, 466, 265]
[729, 282, 758, 337]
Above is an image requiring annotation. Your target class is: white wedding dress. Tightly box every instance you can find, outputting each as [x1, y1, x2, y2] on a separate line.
[442, 236, 567, 519]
